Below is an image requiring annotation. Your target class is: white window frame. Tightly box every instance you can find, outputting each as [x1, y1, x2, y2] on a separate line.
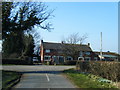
[78, 57, 84, 61]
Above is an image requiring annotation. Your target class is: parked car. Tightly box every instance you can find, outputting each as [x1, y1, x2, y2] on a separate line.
[33, 57, 39, 64]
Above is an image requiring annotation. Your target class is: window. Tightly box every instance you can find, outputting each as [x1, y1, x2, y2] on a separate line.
[45, 49, 50, 53]
[94, 57, 98, 61]
[66, 56, 73, 60]
[44, 55, 51, 61]
[84, 57, 91, 61]
[85, 52, 90, 55]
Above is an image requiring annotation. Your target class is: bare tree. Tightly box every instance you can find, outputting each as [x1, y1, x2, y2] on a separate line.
[63, 33, 88, 44]
[79, 34, 88, 44]
[32, 31, 41, 55]
[26, 28, 41, 56]
[62, 33, 88, 60]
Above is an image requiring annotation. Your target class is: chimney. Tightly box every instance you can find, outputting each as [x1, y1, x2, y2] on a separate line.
[41, 40, 43, 44]
[88, 43, 90, 47]
[61, 41, 64, 44]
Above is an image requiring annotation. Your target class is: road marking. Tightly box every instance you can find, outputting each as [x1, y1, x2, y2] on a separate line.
[46, 74, 50, 82]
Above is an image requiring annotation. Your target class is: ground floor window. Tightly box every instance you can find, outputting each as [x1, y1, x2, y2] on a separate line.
[84, 57, 91, 61]
[66, 56, 73, 60]
[94, 57, 98, 61]
[52, 56, 64, 64]
[44, 55, 51, 61]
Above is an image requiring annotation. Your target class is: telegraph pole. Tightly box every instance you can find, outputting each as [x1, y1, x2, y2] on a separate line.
[100, 32, 102, 60]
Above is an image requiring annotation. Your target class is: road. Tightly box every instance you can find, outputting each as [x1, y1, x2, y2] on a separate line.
[13, 73, 76, 88]
[2, 65, 76, 89]
[2, 65, 75, 72]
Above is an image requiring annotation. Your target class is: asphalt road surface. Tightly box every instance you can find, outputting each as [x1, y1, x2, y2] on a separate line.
[2, 65, 76, 89]
[12, 73, 76, 88]
[2, 65, 75, 72]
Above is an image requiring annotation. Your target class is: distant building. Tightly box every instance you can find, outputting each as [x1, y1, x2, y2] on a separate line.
[40, 40, 99, 63]
[94, 51, 119, 61]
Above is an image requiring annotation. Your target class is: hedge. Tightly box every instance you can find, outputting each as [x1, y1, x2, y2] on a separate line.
[64, 60, 78, 65]
[2, 58, 32, 65]
[76, 61, 120, 82]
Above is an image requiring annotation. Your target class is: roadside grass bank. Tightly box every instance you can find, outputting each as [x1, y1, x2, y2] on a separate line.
[2, 70, 22, 90]
[63, 69, 118, 89]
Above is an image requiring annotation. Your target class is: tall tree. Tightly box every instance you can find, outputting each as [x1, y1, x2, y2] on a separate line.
[2, 2, 53, 58]
[22, 34, 35, 57]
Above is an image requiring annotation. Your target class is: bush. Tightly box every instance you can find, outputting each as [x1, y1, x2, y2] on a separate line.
[64, 60, 78, 65]
[2, 58, 30, 65]
[76, 61, 120, 82]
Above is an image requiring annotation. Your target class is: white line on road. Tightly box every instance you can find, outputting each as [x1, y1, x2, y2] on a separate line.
[46, 74, 50, 82]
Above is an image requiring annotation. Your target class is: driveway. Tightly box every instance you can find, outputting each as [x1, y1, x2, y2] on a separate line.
[13, 73, 76, 88]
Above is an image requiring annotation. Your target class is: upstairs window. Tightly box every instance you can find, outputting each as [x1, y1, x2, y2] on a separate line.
[45, 49, 50, 53]
[85, 52, 91, 55]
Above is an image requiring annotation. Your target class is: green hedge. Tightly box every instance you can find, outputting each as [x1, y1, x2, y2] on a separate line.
[76, 61, 120, 82]
[2, 58, 31, 65]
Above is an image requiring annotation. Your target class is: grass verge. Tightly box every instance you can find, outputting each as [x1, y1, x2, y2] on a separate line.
[2, 70, 22, 90]
[63, 69, 118, 88]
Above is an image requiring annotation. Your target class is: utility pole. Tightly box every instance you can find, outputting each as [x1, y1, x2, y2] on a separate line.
[100, 32, 102, 60]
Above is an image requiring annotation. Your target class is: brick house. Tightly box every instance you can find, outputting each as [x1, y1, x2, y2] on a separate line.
[40, 40, 99, 63]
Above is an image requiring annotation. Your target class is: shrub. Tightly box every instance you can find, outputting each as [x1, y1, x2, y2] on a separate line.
[76, 61, 120, 82]
[64, 60, 78, 65]
[2, 58, 29, 65]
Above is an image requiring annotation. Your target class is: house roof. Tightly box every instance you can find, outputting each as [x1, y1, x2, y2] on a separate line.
[42, 42, 92, 51]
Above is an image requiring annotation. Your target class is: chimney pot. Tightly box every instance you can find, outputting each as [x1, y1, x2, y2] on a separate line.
[41, 40, 43, 44]
[88, 43, 90, 47]
[61, 41, 64, 44]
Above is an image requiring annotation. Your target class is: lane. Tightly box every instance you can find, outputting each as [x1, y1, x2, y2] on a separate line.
[13, 73, 75, 88]
[3, 65, 76, 88]
[2, 65, 75, 72]
[46, 74, 50, 82]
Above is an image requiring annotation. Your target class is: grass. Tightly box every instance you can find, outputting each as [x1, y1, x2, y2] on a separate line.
[2, 64, 16, 65]
[63, 69, 118, 88]
[2, 70, 22, 89]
